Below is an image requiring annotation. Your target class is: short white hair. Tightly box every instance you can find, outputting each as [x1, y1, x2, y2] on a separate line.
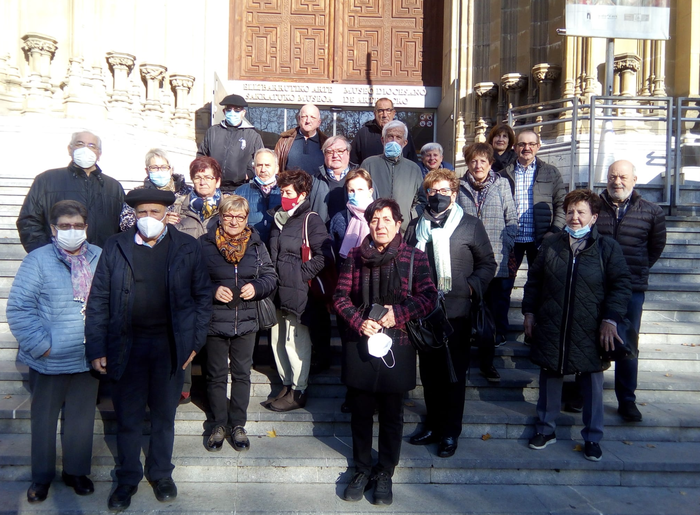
[70, 130, 102, 151]
[382, 120, 408, 140]
[144, 148, 170, 167]
[420, 143, 443, 156]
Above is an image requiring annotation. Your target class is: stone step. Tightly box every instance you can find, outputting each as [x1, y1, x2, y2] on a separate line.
[507, 301, 700, 324]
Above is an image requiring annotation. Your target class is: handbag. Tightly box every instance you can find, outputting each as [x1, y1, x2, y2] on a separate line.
[301, 212, 338, 303]
[253, 246, 277, 329]
[469, 280, 496, 348]
[405, 248, 457, 382]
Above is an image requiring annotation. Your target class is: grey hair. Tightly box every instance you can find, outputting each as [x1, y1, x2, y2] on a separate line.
[255, 147, 278, 162]
[420, 143, 443, 156]
[382, 120, 408, 140]
[322, 135, 351, 152]
[69, 130, 102, 151]
[144, 148, 170, 167]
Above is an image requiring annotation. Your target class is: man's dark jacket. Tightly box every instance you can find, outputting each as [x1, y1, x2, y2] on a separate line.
[85, 227, 213, 381]
[596, 190, 666, 292]
[350, 119, 419, 165]
[500, 157, 566, 245]
[17, 163, 124, 252]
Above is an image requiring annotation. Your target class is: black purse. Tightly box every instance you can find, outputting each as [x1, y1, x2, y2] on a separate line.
[469, 280, 496, 348]
[254, 246, 278, 329]
[404, 248, 457, 382]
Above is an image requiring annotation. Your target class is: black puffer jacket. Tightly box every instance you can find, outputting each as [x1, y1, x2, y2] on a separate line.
[200, 227, 278, 338]
[405, 210, 497, 320]
[269, 200, 333, 323]
[522, 227, 632, 375]
[596, 190, 666, 292]
[17, 163, 124, 252]
[500, 157, 566, 245]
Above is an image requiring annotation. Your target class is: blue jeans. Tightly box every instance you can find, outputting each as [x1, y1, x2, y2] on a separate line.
[615, 291, 645, 404]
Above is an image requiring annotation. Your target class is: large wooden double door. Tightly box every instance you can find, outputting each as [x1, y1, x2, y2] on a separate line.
[229, 0, 443, 86]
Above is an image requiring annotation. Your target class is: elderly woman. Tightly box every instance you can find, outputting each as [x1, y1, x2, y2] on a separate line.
[523, 189, 631, 462]
[487, 124, 516, 173]
[406, 170, 496, 458]
[263, 169, 333, 412]
[334, 198, 437, 506]
[314, 135, 358, 221]
[119, 148, 192, 231]
[7, 200, 101, 503]
[418, 142, 454, 178]
[458, 143, 519, 370]
[199, 195, 277, 452]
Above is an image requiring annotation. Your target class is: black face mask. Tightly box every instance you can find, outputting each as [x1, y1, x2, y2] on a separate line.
[427, 193, 452, 214]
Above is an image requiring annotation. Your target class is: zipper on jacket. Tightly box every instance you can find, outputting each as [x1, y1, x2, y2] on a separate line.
[558, 254, 576, 374]
[234, 264, 239, 335]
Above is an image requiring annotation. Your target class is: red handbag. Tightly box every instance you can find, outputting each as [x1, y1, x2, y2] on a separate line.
[302, 212, 338, 303]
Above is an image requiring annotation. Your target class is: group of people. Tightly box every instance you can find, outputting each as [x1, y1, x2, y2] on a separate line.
[7, 94, 666, 510]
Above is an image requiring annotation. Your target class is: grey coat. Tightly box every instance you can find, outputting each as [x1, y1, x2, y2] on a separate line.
[457, 173, 518, 278]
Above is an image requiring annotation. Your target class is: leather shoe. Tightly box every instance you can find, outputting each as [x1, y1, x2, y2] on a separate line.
[152, 477, 177, 502]
[62, 472, 94, 496]
[261, 385, 290, 408]
[409, 429, 439, 445]
[108, 484, 137, 511]
[27, 482, 50, 503]
[438, 436, 458, 458]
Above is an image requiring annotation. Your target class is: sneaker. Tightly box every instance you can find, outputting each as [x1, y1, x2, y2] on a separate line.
[528, 432, 556, 450]
[206, 425, 226, 452]
[495, 334, 507, 347]
[481, 365, 501, 383]
[584, 441, 602, 461]
[343, 472, 370, 502]
[371, 471, 393, 506]
[231, 426, 250, 452]
[618, 401, 642, 422]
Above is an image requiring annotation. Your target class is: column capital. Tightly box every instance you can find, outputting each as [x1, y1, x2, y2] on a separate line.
[474, 82, 498, 98]
[614, 53, 641, 73]
[169, 74, 195, 91]
[106, 52, 136, 74]
[21, 33, 58, 57]
[532, 63, 561, 84]
[139, 63, 167, 82]
[501, 73, 528, 92]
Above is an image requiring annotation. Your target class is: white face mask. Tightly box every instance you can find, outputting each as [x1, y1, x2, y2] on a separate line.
[55, 229, 87, 252]
[73, 147, 97, 169]
[367, 332, 395, 368]
[136, 213, 166, 240]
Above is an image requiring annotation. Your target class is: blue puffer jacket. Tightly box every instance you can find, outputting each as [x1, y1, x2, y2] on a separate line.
[7, 242, 102, 375]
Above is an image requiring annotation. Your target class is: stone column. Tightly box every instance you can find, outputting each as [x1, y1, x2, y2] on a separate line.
[532, 63, 561, 104]
[614, 53, 641, 97]
[169, 74, 195, 122]
[139, 63, 167, 113]
[501, 73, 527, 112]
[474, 82, 498, 142]
[652, 40, 666, 97]
[21, 33, 57, 112]
[106, 52, 135, 104]
[0, 53, 24, 112]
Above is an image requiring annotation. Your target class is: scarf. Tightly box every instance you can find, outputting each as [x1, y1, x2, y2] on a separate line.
[466, 170, 496, 211]
[273, 198, 305, 229]
[359, 233, 403, 307]
[53, 239, 94, 305]
[339, 203, 370, 258]
[415, 203, 464, 293]
[254, 176, 277, 196]
[190, 189, 221, 222]
[215, 225, 252, 264]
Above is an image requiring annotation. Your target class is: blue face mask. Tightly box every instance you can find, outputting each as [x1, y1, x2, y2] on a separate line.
[149, 171, 171, 188]
[254, 175, 276, 186]
[225, 110, 242, 126]
[348, 191, 372, 209]
[565, 224, 592, 239]
[384, 141, 402, 159]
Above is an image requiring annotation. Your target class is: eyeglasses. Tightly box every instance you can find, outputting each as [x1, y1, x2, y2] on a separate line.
[193, 175, 216, 182]
[148, 165, 171, 172]
[375, 108, 395, 115]
[52, 223, 86, 231]
[221, 214, 247, 223]
[72, 141, 99, 150]
[324, 149, 347, 156]
[516, 142, 539, 149]
[224, 107, 245, 113]
[427, 188, 453, 196]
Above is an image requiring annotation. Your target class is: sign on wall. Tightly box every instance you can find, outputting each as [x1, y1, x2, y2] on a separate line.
[565, 0, 670, 40]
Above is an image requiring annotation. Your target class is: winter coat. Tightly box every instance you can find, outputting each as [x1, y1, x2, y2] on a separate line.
[174, 202, 220, 240]
[333, 241, 437, 393]
[360, 155, 427, 232]
[235, 180, 282, 245]
[268, 200, 333, 323]
[274, 127, 329, 172]
[500, 157, 566, 246]
[17, 163, 124, 252]
[197, 120, 264, 190]
[596, 190, 666, 292]
[457, 174, 519, 278]
[350, 119, 419, 164]
[7, 243, 102, 375]
[522, 227, 632, 375]
[405, 210, 497, 319]
[312, 163, 359, 223]
[200, 227, 278, 337]
[119, 174, 192, 231]
[85, 227, 212, 381]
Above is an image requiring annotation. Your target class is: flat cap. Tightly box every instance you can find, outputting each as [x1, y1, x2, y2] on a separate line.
[125, 189, 176, 208]
[220, 94, 248, 107]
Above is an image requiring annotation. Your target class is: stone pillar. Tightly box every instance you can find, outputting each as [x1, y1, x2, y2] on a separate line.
[474, 82, 498, 142]
[614, 53, 641, 97]
[562, 37, 578, 99]
[501, 73, 527, 112]
[21, 33, 57, 112]
[532, 63, 561, 104]
[139, 63, 167, 113]
[652, 40, 666, 97]
[0, 53, 24, 112]
[169, 74, 195, 122]
[106, 52, 135, 104]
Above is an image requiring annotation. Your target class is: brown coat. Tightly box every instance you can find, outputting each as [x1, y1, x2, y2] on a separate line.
[274, 127, 329, 172]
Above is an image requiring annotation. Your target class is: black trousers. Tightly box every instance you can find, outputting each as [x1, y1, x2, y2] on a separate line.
[205, 332, 256, 429]
[309, 300, 332, 367]
[111, 335, 184, 486]
[419, 317, 470, 439]
[484, 277, 512, 338]
[348, 387, 404, 477]
[28, 369, 99, 484]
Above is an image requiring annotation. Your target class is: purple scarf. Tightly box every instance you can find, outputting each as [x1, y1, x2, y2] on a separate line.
[339, 203, 371, 258]
[53, 240, 94, 304]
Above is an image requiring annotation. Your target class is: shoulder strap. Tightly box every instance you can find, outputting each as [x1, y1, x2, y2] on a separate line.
[407, 247, 416, 296]
[302, 212, 312, 246]
[597, 239, 607, 293]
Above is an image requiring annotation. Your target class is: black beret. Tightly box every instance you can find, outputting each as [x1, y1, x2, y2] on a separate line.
[125, 189, 176, 208]
[220, 94, 248, 107]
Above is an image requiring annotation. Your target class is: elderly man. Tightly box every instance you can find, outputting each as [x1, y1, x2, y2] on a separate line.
[597, 160, 666, 422]
[17, 130, 124, 252]
[312, 135, 358, 221]
[86, 189, 212, 512]
[351, 98, 419, 164]
[197, 94, 264, 192]
[274, 103, 328, 175]
[360, 120, 426, 232]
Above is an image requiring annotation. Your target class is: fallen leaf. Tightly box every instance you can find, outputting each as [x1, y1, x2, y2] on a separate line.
[3, 395, 11, 399]
[481, 433, 492, 441]
[266, 429, 277, 438]
[646, 444, 656, 448]
[404, 401, 415, 407]
[665, 373, 673, 377]
[640, 402, 647, 406]
[680, 491, 687, 495]
[655, 349, 662, 351]
[573, 444, 583, 452]
[623, 441, 633, 445]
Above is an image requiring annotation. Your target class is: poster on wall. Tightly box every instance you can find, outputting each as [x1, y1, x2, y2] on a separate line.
[565, 0, 670, 40]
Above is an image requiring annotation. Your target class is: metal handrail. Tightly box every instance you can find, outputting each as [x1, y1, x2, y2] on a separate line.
[674, 98, 700, 209]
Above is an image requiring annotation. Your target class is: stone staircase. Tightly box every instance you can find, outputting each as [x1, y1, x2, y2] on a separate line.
[1, 178, 700, 513]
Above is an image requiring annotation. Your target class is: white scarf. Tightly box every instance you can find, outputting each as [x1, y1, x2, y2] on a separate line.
[415, 203, 464, 293]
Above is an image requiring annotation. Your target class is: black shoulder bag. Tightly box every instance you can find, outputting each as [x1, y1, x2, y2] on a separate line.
[470, 280, 496, 348]
[254, 245, 278, 329]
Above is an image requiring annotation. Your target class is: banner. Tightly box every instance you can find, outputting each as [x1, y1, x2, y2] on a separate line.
[565, 1, 670, 40]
